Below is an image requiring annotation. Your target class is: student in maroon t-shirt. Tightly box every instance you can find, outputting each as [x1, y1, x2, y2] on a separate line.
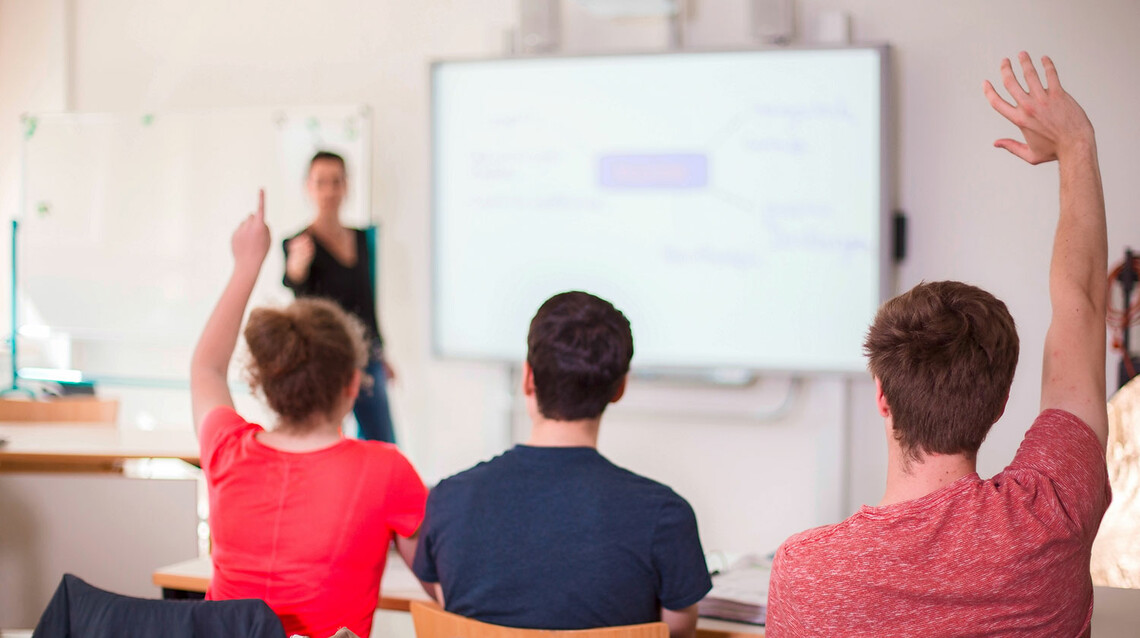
[767, 53, 1111, 637]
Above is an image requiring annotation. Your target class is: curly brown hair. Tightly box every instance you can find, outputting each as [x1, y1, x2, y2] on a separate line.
[244, 298, 370, 425]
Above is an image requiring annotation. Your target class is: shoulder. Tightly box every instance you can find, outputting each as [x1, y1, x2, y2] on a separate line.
[998, 408, 1111, 536]
[355, 438, 402, 457]
[433, 452, 510, 491]
[599, 456, 689, 502]
[201, 406, 258, 441]
[775, 517, 861, 566]
[282, 228, 309, 246]
[354, 228, 372, 255]
[199, 407, 261, 471]
[1028, 409, 1102, 445]
[1005, 408, 1106, 479]
[351, 440, 420, 475]
[768, 524, 852, 628]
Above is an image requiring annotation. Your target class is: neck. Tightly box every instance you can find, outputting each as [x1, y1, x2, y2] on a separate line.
[311, 210, 342, 233]
[259, 413, 344, 451]
[880, 442, 976, 507]
[526, 415, 601, 448]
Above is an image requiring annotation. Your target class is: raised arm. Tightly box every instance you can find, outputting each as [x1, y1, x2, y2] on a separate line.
[984, 53, 1108, 447]
[190, 190, 271, 432]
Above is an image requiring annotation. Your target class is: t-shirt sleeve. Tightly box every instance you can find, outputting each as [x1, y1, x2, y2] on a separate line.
[651, 495, 712, 610]
[411, 487, 441, 583]
[765, 544, 799, 637]
[199, 406, 258, 476]
[383, 451, 429, 538]
[1005, 408, 1111, 538]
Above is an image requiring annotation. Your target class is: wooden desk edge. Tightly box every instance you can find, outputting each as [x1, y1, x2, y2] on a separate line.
[0, 452, 199, 463]
[151, 571, 212, 592]
[151, 566, 764, 637]
[1, 452, 200, 474]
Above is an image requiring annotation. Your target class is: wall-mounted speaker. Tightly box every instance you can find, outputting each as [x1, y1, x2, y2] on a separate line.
[751, 0, 794, 44]
[519, 0, 561, 55]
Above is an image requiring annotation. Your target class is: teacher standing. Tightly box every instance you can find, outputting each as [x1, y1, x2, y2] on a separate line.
[283, 151, 396, 443]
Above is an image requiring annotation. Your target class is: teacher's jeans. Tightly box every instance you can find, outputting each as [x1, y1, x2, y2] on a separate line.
[353, 356, 396, 444]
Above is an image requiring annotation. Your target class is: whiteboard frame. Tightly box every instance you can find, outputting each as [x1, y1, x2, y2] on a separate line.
[428, 45, 893, 376]
[11, 105, 374, 388]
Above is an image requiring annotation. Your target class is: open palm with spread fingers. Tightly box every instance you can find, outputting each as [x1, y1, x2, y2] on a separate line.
[983, 52, 1095, 164]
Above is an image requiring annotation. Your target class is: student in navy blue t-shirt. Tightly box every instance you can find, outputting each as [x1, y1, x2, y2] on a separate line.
[413, 291, 711, 638]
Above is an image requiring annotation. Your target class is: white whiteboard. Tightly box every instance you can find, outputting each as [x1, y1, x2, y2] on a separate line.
[17, 106, 371, 381]
[432, 48, 889, 372]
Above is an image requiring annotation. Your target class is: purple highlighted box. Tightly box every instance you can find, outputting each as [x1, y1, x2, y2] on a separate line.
[599, 153, 708, 189]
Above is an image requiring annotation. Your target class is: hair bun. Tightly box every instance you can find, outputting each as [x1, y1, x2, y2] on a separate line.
[246, 309, 310, 378]
[242, 298, 370, 425]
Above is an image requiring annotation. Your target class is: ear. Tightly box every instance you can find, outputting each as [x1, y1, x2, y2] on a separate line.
[610, 374, 628, 404]
[995, 392, 1010, 422]
[346, 369, 363, 402]
[875, 377, 891, 418]
[522, 361, 536, 397]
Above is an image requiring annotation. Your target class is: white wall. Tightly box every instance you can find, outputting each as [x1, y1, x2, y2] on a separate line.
[0, 473, 199, 627]
[0, 0, 68, 390]
[2, 0, 1139, 592]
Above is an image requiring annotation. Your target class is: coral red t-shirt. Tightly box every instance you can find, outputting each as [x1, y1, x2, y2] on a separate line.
[767, 409, 1111, 637]
[200, 407, 428, 638]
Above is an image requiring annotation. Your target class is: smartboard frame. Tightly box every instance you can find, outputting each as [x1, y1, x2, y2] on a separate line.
[430, 45, 893, 376]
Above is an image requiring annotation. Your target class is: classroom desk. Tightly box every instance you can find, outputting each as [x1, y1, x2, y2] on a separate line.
[0, 422, 199, 472]
[153, 557, 765, 638]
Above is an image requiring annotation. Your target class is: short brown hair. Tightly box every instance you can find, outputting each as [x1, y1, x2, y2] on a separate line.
[864, 281, 1019, 462]
[244, 298, 369, 425]
[309, 150, 347, 176]
[527, 291, 634, 421]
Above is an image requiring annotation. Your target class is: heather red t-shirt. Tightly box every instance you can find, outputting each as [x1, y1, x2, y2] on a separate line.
[200, 407, 428, 638]
[767, 409, 1111, 637]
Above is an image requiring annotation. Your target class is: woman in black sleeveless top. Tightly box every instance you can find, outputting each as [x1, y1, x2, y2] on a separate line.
[283, 151, 396, 443]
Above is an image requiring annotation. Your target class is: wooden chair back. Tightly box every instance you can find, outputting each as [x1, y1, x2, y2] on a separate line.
[410, 601, 669, 638]
[0, 398, 119, 424]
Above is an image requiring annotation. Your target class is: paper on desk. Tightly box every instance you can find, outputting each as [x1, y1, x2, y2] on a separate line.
[698, 554, 771, 625]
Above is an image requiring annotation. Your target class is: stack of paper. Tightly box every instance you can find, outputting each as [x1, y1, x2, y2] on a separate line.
[698, 554, 771, 626]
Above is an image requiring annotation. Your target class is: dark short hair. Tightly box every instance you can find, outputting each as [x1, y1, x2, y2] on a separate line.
[309, 151, 347, 176]
[244, 298, 369, 425]
[527, 291, 634, 421]
[864, 281, 1019, 463]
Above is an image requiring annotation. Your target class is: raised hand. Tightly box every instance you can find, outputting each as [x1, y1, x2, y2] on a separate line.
[193, 189, 271, 431]
[285, 233, 316, 284]
[232, 189, 271, 272]
[985, 54, 1110, 448]
[983, 52, 1095, 165]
